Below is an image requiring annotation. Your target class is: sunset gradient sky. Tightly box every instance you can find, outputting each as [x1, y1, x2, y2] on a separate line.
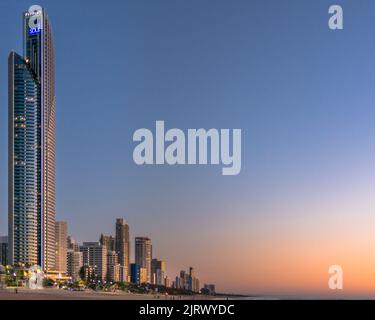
[1, 0, 375, 296]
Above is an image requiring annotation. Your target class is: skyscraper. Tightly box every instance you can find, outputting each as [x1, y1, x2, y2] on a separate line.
[67, 236, 80, 252]
[135, 237, 152, 284]
[151, 258, 165, 285]
[55, 221, 67, 273]
[99, 234, 115, 252]
[8, 5, 56, 271]
[115, 218, 130, 281]
[130, 263, 140, 285]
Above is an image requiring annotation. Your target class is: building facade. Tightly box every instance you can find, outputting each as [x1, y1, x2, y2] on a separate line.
[106, 251, 120, 282]
[115, 218, 130, 281]
[80, 242, 107, 281]
[151, 258, 165, 286]
[0, 237, 8, 266]
[135, 237, 152, 284]
[8, 5, 56, 270]
[55, 221, 67, 272]
[130, 263, 140, 285]
[99, 234, 115, 251]
[67, 250, 83, 282]
[140, 267, 147, 285]
[174, 268, 200, 292]
[67, 236, 80, 252]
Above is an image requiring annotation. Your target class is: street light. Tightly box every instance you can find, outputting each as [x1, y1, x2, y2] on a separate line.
[13, 272, 18, 291]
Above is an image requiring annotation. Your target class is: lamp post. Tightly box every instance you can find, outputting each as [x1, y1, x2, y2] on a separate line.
[13, 272, 18, 293]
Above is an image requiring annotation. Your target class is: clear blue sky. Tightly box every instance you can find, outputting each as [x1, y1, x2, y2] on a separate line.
[1, 0, 375, 294]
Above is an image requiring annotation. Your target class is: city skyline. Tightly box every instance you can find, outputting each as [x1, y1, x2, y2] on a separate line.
[1, 0, 375, 296]
[60, 216, 204, 292]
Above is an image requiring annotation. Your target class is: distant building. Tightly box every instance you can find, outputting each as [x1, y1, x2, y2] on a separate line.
[139, 267, 147, 285]
[118, 266, 129, 283]
[55, 221, 67, 272]
[80, 242, 107, 281]
[115, 219, 130, 282]
[151, 258, 165, 285]
[67, 249, 83, 282]
[194, 278, 200, 293]
[0, 236, 8, 266]
[164, 275, 171, 288]
[130, 263, 140, 285]
[67, 236, 80, 252]
[180, 270, 189, 290]
[175, 276, 181, 289]
[203, 284, 216, 295]
[135, 237, 152, 283]
[107, 251, 120, 282]
[99, 234, 115, 251]
[175, 267, 200, 292]
[189, 267, 195, 291]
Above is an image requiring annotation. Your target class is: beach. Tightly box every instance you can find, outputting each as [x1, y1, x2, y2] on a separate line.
[0, 288, 227, 300]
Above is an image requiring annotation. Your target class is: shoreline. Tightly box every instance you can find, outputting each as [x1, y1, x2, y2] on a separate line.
[0, 287, 244, 300]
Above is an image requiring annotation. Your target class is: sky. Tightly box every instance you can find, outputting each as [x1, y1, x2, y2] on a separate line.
[1, 0, 375, 296]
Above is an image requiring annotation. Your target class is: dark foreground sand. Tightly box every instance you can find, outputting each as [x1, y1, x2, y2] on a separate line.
[0, 288, 226, 300]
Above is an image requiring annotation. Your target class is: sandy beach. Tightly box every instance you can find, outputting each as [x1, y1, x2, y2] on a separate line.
[0, 288, 225, 300]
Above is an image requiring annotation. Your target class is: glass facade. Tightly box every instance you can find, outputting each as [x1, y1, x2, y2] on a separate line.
[8, 52, 41, 266]
[8, 6, 56, 270]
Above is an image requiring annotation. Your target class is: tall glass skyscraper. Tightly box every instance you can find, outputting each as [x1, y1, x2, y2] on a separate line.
[8, 5, 56, 271]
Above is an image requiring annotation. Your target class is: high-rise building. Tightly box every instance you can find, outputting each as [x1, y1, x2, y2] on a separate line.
[115, 218, 130, 281]
[0, 237, 8, 266]
[187, 267, 201, 292]
[164, 276, 171, 288]
[67, 249, 83, 282]
[55, 221, 67, 273]
[175, 276, 181, 289]
[80, 242, 107, 281]
[130, 263, 140, 285]
[8, 5, 56, 270]
[188, 267, 195, 291]
[178, 270, 189, 290]
[174, 268, 200, 292]
[135, 237, 152, 284]
[67, 236, 80, 252]
[151, 258, 165, 286]
[99, 234, 115, 252]
[139, 267, 147, 285]
[106, 251, 120, 282]
[194, 278, 200, 293]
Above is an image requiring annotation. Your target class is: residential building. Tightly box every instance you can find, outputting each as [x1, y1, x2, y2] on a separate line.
[55, 221, 67, 272]
[80, 242, 107, 281]
[130, 263, 140, 285]
[135, 237, 152, 283]
[115, 218, 130, 281]
[67, 249, 83, 282]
